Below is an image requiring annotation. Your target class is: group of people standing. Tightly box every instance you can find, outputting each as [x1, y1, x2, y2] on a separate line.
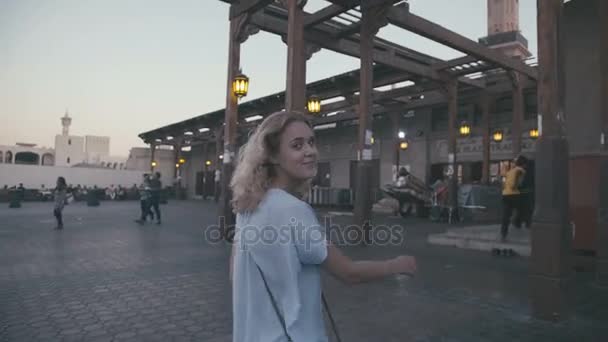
[135, 172, 163, 225]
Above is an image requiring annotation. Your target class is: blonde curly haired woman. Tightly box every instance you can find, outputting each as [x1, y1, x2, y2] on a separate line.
[230, 111, 417, 342]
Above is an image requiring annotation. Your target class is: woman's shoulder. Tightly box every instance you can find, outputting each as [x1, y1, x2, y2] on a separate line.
[254, 189, 312, 220]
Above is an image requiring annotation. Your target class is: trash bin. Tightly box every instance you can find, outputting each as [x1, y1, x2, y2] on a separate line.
[160, 189, 168, 204]
[86, 190, 100, 207]
[8, 189, 21, 208]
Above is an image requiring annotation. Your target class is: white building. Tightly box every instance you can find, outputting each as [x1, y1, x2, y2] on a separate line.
[0, 143, 54, 166]
[1, 111, 130, 169]
[84, 135, 110, 164]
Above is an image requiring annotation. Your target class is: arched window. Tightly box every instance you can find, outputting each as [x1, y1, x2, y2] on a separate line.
[67, 157, 71, 164]
[5, 151, 13, 163]
[0, 151, 3, 163]
[113, 162, 118, 169]
[41, 153, 54, 166]
[15, 152, 40, 165]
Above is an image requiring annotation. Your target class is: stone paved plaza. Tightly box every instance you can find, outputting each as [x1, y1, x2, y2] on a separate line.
[1, 200, 607, 341]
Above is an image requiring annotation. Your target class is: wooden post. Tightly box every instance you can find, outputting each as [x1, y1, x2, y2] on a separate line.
[511, 72, 524, 157]
[391, 111, 400, 181]
[446, 79, 459, 222]
[353, 3, 380, 244]
[284, 0, 306, 112]
[149, 142, 156, 173]
[480, 92, 491, 184]
[219, 12, 246, 241]
[596, 0, 608, 286]
[530, 0, 571, 321]
[174, 142, 182, 200]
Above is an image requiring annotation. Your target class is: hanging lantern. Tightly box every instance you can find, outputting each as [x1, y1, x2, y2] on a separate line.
[459, 121, 471, 137]
[492, 129, 504, 142]
[175, 163, 180, 168]
[179, 158, 186, 164]
[529, 128, 540, 139]
[151, 160, 157, 167]
[307, 96, 321, 114]
[205, 160, 212, 166]
[232, 73, 249, 99]
[399, 141, 409, 150]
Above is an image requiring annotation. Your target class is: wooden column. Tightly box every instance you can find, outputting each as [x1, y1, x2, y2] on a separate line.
[215, 127, 223, 204]
[173, 142, 182, 199]
[353, 3, 383, 244]
[391, 111, 401, 181]
[480, 92, 491, 184]
[446, 79, 459, 222]
[219, 12, 247, 241]
[149, 142, 156, 173]
[530, 0, 571, 321]
[284, 0, 306, 112]
[596, 0, 608, 286]
[511, 72, 524, 157]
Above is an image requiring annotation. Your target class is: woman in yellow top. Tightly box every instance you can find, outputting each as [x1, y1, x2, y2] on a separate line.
[501, 155, 528, 241]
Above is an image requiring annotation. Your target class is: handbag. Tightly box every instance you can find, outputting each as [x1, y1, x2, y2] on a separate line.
[254, 262, 343, 342]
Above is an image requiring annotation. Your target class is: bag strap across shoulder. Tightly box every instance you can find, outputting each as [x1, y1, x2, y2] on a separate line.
[255, 262, 343, 342]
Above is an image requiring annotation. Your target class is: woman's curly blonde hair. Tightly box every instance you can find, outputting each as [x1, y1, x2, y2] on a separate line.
[230, 111, 313, 214]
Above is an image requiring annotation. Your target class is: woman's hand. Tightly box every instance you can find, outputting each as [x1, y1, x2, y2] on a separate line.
[388, 255, 417, 276]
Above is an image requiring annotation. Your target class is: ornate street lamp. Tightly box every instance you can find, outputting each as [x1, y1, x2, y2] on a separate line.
[492, 129, 504, 142]
[232, 73, 249, 99]
[459, 121, 471, 137]
[307, 95, 321, 114]
[151, 160, 157, 167]
[399, 141, 409, 150]
[529, 128, 540, 139]
[205, 160, 212, 166]
[179, 158, 186, 165]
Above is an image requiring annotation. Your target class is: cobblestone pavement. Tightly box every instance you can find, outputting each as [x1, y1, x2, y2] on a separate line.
[0, 201, 606, 341]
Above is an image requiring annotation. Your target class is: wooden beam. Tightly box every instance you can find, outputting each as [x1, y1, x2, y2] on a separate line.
[333, 22, 362, 38]
[386, 5, 538, 80]
[229, 0, 273, 19]
[304, 4, 355, 28]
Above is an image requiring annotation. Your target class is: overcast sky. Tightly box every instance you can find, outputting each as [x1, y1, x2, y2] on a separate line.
[0, 0, 538, 156]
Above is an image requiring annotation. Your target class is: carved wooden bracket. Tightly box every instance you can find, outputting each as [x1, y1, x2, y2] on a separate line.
[233, 13, 260, 44]
[364, 3, 391, 36]
[305, 43, 321, 60]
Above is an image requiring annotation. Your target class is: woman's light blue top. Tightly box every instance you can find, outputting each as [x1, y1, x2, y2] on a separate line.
[232, 188, 328, 342]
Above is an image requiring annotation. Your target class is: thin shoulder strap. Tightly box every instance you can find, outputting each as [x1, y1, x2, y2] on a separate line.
[255, 263, 293, 342]
[255, 262, 343, 342]
[322, 293, 343, 342]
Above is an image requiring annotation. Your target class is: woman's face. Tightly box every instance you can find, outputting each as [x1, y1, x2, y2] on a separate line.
[273, 121, 318, 183]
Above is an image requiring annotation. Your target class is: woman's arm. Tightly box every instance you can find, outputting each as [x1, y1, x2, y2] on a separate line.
[322, 243, 416, 285]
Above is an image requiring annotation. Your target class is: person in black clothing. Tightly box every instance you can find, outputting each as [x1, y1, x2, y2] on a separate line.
[515, 160, 534, 229]
[148, 172, 162, 224]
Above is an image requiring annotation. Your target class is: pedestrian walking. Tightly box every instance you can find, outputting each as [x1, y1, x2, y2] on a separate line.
[230, 111, 417, 342]
[500, 155, 527, 241]
[148, 172, 162, 224]
[53, 177, 68, 230]
[135, 174, 155, 224]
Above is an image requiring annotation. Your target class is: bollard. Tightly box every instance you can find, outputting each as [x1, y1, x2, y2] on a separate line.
[86, 190, 100, 207]
[8, 189, 21, 208]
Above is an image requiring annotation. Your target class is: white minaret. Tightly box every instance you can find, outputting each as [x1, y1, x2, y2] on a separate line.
[61, 110, 72, 136]
[479, 0, 531, 59]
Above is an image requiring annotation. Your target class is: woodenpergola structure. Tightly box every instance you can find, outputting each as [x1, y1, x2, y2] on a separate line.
[137, 0, 601, 320]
